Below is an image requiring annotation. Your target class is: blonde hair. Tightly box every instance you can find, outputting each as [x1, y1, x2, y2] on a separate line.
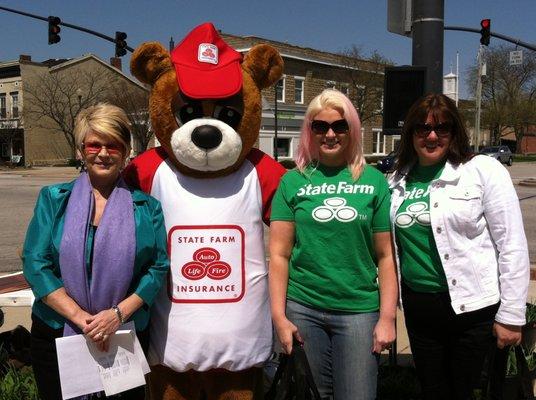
[295, 89, 365, 180]
[75, 103, 131, 155]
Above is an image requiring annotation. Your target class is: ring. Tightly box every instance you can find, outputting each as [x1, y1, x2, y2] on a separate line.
[97, 332, 104, 339]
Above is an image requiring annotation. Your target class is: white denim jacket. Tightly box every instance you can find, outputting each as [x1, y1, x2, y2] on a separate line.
[389, 155, 529, 325]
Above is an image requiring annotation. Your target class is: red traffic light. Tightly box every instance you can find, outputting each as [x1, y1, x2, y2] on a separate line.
[480, 18, 491, 46]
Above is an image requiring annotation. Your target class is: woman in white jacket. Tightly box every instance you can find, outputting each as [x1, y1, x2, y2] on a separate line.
[389, 93, 529, 400]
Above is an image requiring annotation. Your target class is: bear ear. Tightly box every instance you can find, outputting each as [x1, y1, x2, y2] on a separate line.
[242, 44, 284, 90]
[130, 42, 173, 86]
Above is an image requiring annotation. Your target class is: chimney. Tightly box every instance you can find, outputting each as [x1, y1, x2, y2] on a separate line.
[19, 55, 32, 63]
[110, 57, 122, 71]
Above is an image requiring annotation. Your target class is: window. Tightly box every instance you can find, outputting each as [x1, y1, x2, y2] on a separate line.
[11, 92, 18, 118]
[372, 129, 385, 155]
[392, 135, 401, 152]
[0, 94, 6, 119]
[294, 77, 304, 104]
[276, 77, 286, 102]
[275, 138, 291, 157]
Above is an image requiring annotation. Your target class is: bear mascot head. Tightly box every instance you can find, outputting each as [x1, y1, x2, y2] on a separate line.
[124, 23, 286, 400]
[128, 22, 284, 179]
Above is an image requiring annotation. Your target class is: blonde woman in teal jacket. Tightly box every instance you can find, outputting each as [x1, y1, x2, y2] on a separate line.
[23, 104, 169, 400]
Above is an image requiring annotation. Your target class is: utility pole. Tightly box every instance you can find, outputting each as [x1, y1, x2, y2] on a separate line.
[411, 0, 444, 93]
[474, 46, 484, 152]
[274, 86, 279, 162]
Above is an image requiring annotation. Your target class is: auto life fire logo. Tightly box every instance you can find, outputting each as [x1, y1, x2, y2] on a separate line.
[395, 202, 431, 228]
[312, 197, 358, 223]
[198, 43, 218, 64]
[182, 248, 231, 280]
[168, 225, 245, 303]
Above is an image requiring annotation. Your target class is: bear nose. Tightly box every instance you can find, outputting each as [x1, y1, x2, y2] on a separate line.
[191, 125, 223, 150]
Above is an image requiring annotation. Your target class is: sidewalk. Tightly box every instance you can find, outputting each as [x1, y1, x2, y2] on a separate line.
[0, 165, 79, 178]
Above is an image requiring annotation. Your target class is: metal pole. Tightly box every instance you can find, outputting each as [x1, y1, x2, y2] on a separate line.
[445, 26, 536, 52]
[474, 46, 484, 153]
[274, 88, 279, 162]
[0, 5, 134, 52]
[412, 0, 444, 93]
[456, 51, 459, 107]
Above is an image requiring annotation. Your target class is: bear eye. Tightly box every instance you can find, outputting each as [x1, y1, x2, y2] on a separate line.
[215, 106, 242, 130]
[175, 104, 204, 126]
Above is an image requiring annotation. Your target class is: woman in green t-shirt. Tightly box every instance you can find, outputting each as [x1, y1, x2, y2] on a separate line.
[269, 89, 398, 400]
[390, 94, 529, 400]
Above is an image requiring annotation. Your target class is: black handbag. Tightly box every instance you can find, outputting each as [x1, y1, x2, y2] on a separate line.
[482, 344, 534, 400]
[265, 342, 322, 400]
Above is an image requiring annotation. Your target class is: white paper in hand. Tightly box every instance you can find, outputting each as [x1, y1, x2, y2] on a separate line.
[89, 330, 145, 396]
[56, 322, 148, 399]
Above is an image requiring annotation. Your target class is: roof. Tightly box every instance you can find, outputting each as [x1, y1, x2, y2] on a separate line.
[220, 32, 386, 75]
[0, 54, 146, 90]
[49, 54, 146, 90]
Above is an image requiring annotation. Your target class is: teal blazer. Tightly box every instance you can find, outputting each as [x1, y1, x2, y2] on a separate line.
[22, 180, 170, 331]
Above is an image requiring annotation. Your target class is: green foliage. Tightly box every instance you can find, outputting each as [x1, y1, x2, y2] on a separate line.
[514, 155, 536, 162]
[505, 302, 536, 376]
[0, 365, 39, 400]
[527, 302, 536, 324]
[0, 343, 39, 400]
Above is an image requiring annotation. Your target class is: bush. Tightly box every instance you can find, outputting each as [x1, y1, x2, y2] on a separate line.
[0, 343, 39, 400]
[514, 155, 536, 162]
[0, 365, 39, 400]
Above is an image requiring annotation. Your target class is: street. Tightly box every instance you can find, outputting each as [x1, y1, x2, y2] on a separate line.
[0, 162, 535, 272]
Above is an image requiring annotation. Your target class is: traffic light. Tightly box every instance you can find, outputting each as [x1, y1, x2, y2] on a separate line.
[115, 31, 128, 57]
[480, 19, 491, 46]
[48, 16, 61, 45]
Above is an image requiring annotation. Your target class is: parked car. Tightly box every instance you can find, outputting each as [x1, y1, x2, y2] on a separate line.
[479, 145, 513, 166]
[376, 151, 397, 173]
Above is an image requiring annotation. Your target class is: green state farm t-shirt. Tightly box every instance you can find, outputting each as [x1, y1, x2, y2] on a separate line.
[271, 164, 391, 312]
[394, 162, 448, 292]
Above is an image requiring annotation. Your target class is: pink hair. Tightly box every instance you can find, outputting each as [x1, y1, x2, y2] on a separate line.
[295, 89, 365, 180]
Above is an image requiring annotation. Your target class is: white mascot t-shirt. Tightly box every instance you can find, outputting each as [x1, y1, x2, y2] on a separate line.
[126, 147, 284, 372]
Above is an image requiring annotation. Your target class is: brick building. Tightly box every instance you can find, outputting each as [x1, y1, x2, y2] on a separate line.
[221, 33, 398, 161]
[0, 54, 149, 166]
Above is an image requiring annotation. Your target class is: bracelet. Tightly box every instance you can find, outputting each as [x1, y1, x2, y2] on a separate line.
[112, 305, 125, 324]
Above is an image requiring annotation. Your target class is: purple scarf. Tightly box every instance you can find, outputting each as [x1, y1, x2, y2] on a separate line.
[59, 172, 136, 337]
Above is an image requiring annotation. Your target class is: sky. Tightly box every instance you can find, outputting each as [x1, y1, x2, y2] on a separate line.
[0, 0, 534, 99]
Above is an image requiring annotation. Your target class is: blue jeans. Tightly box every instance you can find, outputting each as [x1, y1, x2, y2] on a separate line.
[286, 300, 379, 400]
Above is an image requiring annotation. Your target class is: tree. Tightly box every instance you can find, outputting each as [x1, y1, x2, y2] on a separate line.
[337, 46, 392, 124]
[467, 45, 536, 151]
[108, 82, 152, 154]
[24, 68, 112, 159]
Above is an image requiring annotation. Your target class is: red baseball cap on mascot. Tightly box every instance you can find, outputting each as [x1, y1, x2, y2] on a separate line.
[171, 22, 243, 99]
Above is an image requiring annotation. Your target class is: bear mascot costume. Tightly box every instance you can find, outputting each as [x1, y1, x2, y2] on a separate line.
[125, 22, 286, 400]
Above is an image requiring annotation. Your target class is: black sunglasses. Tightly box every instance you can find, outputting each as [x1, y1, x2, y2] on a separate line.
[311, 119, 349, 135]
[414, 122, 452, 138]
